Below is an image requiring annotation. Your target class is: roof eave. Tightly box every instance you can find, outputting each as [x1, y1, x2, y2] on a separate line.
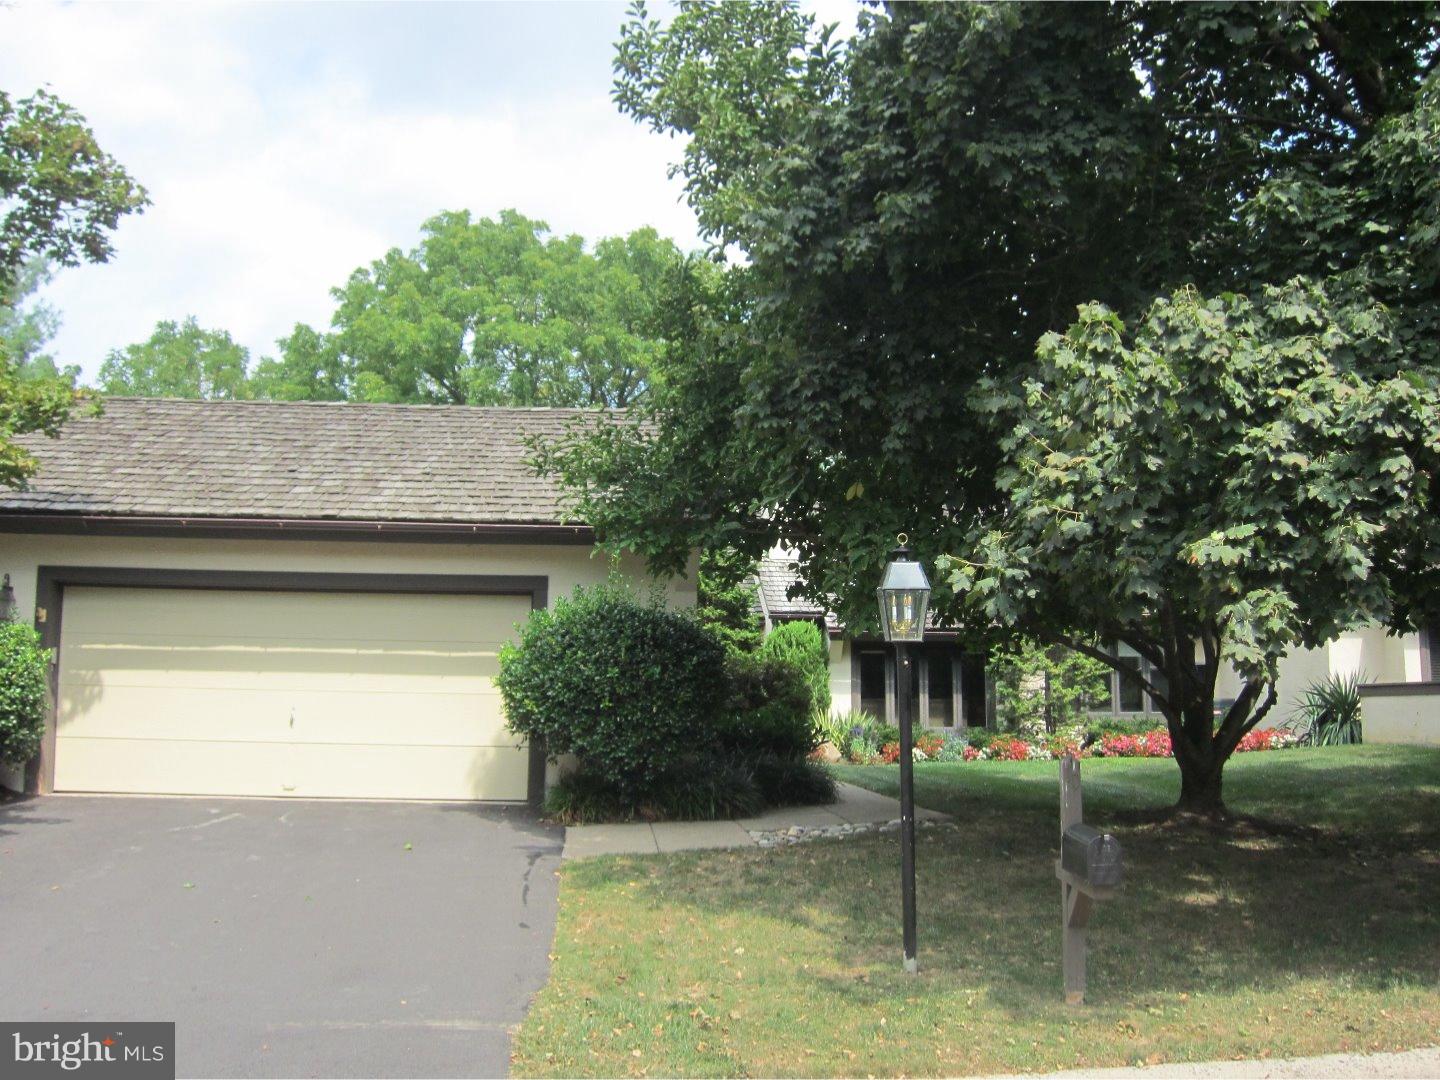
[0, 512, 596, 546]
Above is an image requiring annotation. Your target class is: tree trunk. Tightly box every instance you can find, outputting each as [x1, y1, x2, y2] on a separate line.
[1175, 759, 1226, 816]
[1172, 730, 1228, 817]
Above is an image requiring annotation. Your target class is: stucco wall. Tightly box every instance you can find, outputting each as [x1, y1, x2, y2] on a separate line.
[1358, 686, 1440, 745]
[827, 637, 852, 717]
[1216, 628, 1423, 724]
[1328, 626, 1414, 684]
[0, 533, 695, 619]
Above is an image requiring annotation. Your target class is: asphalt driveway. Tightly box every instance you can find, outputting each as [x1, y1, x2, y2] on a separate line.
[0, 794, 563, 1078]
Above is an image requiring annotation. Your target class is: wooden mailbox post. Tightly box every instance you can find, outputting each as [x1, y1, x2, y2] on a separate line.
[1055, 757, 1123, 1005]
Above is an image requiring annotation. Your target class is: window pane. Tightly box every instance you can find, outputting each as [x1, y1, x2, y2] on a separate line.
[960, 653, 987, 727]
[926, 646, 954, 726]
[859, 651, 887, 718]
[1118, 657, 1144, 712]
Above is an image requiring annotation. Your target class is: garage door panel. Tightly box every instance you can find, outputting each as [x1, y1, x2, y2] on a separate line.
[60, 637, 506, 683]
[54, 739, 529, 800]
[56, 685, 520, 746]
[55, 737, 296, 797]
[289, 743, 530, 801]
[58, 646, 503, 689]
[63, 589, 533, 643]
[55, 585, 533, 801]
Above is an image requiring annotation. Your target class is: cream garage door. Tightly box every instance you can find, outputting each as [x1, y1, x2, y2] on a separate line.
[54, 586, 533, 800]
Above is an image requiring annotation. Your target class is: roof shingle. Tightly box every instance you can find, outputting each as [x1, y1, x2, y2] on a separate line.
[0, 398, 610, 526]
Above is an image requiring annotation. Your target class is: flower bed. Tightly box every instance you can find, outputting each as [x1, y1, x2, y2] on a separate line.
[864, 726, 1302, 764]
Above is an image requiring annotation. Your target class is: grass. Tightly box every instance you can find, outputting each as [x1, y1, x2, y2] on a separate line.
[512, 747, 1440, 1077]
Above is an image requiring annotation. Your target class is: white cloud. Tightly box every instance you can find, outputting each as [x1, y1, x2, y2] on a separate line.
[2, 1, 701, 376]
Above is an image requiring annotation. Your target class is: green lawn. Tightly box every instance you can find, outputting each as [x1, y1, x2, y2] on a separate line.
[512, 747, 1440, 1077]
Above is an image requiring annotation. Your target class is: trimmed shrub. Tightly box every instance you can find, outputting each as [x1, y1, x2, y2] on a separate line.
[641, 756, 766, 820]
[759, 620, 831, 715]
[544, 758, 765, 824]
[0, 621, 48, 766]
[497, 584, 728, 796]
[1082, 716, 1154, 745]
[751, 755, 837, 806]
[543, 768, 630, 824]
[718, 652, 817, 761]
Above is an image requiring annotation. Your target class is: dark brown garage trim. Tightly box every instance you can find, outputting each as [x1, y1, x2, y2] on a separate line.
[0, 512, 595, 545]
[30, 565, 549, 804]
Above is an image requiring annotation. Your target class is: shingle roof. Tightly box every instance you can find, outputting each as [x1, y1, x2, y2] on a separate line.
[756, 552, 950, 635]
[0, 398, 612, 526]
[755, 554, 841, 630]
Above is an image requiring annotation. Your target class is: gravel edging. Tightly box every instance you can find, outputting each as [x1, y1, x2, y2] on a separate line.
[749, 817, 944, 848]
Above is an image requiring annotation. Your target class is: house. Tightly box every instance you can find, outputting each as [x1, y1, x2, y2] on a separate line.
[753, 553, 991, 729]
[0, 398, 693, 802]
[756, 553, 1440, 744]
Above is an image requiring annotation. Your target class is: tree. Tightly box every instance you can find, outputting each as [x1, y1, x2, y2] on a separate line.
[99, 318, 250, 399]
[248, 323, 348, 402]
[0, 89, 144, 486]
[695, 548, 763, 656]
[0, 89, 148, 303]
[258, 210, 684, 407]
[942, 282, 1440, 813]
[0, 259, 76, 384]
[990, 640, 1111, 741]
[758, 619, 830, 716]
[540, 2, 1440, 813]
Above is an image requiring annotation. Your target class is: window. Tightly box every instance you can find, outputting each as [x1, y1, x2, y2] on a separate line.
[925, 645, 954, 726]
[960, 653, 987, 727]
[1427, 627, 1440, 682]
[1116, 656, 1145, 712]
[858, 650, 887, 717]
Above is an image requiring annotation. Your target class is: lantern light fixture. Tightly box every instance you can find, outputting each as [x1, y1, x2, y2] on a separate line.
[876, 537, 931, 643]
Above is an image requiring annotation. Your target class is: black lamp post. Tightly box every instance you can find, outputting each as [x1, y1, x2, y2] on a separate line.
[876, 536, 931, 974]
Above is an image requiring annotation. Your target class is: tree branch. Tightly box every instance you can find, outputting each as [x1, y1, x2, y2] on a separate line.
[1051, 632, 1173, 716]
[1216, 679, 1278, 758]
[1263, 27, 1371, 133]
[1307, 14, 1389, 119]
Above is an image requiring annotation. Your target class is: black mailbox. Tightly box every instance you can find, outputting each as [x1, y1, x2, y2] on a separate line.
[1061, 824, 1124, 888]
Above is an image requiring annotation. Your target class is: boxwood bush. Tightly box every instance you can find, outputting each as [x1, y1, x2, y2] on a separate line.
[496, 584, 728, 797]
[717, 652, 817, 761]
[0, 621, 49, 766]
[759, 620, 831, 715]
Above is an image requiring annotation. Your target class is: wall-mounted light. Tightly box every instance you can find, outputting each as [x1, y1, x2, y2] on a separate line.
[0, 574, 15, 622]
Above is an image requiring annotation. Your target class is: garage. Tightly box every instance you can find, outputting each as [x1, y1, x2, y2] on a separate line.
[53, 584, 535, 801]
[0, 398, 695, 800]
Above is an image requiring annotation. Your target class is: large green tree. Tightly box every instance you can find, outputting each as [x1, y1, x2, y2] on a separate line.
[253, 210, 683, 407]
[0, 259, 75, 384]
[99, 317, 251, 399]
[540, 2, 1440, 813]
[0, 88, 148, 304]
[0, 88, 145, 486]
[946, 282, 1439, 812]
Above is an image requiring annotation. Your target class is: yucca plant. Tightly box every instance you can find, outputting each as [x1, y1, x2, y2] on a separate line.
[1288, 672, 1364, 746]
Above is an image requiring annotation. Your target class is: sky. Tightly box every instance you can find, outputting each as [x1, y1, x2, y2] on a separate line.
[1, 1, 852, 381]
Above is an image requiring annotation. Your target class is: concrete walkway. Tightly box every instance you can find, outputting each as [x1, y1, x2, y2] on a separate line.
[562, 781, 947, 859]
[987, 1046, 1440, 1079]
